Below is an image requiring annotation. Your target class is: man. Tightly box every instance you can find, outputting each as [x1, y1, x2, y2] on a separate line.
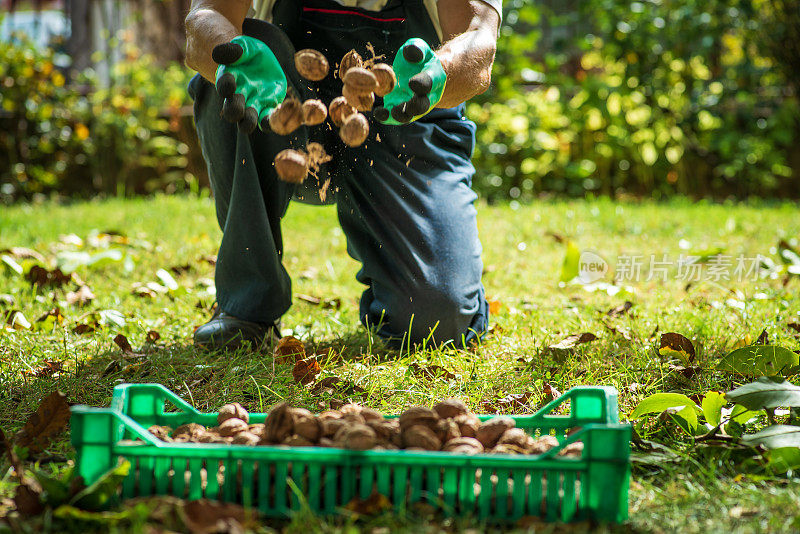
[185, 0, 500, 351]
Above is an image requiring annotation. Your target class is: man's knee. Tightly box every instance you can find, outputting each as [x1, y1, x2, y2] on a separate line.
[367, 282, 486, 348]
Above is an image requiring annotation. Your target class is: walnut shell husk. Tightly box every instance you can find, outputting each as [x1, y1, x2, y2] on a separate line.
[295, 49, 329, 81]
[338, 49, 364, 80]
[475, 416, 516, 448]
[218, 402, 249, 424]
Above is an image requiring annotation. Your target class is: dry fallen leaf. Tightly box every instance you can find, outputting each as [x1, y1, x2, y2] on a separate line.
[481, 392, 534, 413]
[408, 362, 456, 381]
[292, 357, 321, 385]
[542, 382, 562, 403]
[788, 322, 800, 337]
[296, 293, 341, 309]
[274, 336, 306, 363]
[25, 360, 65, 378]
[606, 300, 634, 318]
[659, 332, 696, 365]
[66, 285, 95, 306]
[755, 328, 769, 345]
[548, 332, 598, 350]
[310, 376, 366, 397]
[344, 491, 392, 516]
[488, 299, 502, 315]
[113, 334, 145, 358]
[25, 265, 72, 288]
[180, 499, 255, 534]
[14, 391, 71, 454]
[4, 310, 31, 330]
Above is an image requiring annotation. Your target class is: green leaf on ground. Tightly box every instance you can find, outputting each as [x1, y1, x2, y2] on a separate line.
[630, 392, 699, 431]
[559, 240, 580, 282]
[741, 425, 800, 449]
[69, 459, 131, 511]
[717, 345, 799, 377]
[702, 391, 726, 427]
[726, 377, 800, 410]
[764, 447, 800, 474]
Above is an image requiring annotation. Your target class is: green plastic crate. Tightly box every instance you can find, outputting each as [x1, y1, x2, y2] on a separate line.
[70, 384, 631, 522]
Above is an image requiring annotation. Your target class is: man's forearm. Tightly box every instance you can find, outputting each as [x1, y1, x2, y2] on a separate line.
[436, 29, 497, 109]
[435, 0, 499, 109]
[185, 1, 250, 83]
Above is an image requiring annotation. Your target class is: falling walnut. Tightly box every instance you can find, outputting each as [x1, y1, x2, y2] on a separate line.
[274, 142, 332, 184]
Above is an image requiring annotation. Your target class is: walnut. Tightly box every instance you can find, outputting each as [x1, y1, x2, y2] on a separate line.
[370, 63, 396, 97]
[360, 407, 384, 422]
[367, 419, 399, 441]
[318, 410, 343, 421]
[433, 398, 470, 420]
[497, 428, 532, 450]
[558, 442, 584, 458]
[529, 435, 560, 454]
[218, 418, 248, 437]
[475, 416, 515, 448]
[217, 402, 249, 424]
[302, 99, 328, 126]
[442, 437, 484, 453]
[338, 49, 364, 80]
[268, 97, 304, 135]
[454, 414, 480, 438]
[295, 49, 329, 81]
[491, 443, 528, 455]
[435, 419, 460, 442]
[264, 402, 294, 444]
[398, 406, 439, 431]
[231, 432, 260, 446]
[247, 423, 267, 439]
[172, 423, 205, 441]
[283, 434, 315, 447]
[343, 67, 378, 94]
[328, 96, 357, 127]
[340, 403, 363, 416]
[291, 408, 321, 442]
[274, 149, 308, 183]
[321, 418, 347, 438]
[148, 425, 172, 441]
[402, 424, 441, 451]
[342, 84, 375, 112]
[340, 424, 377, 451]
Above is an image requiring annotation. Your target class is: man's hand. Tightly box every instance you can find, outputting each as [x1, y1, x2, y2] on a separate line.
[373, 39, 447, 125]
[213, 35, 287, 134]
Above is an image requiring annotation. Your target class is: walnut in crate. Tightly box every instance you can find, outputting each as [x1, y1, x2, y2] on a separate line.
[338, 423, 377, 451]
[291, 408, 322, 442]
[148, 425, 172, 441]
[295, 49, 329, 81]
[475, 416, 516, 449]
[217, 402, 249, 424]
[264, 402, 294, 444]
[398, 406, 439, 431]
[338, 49, 364, 80]
[218, 418, 249, 437]
[302, 99, 328, 126]
[402, 424, 441, 451]
[529, 435, 559, 454]
[268, 96, 304, 136]
[453, 414, 480, 438]
[433, 398, 469, 419]
[435, 419, 460, 443]
[442, 437, 484, 454]
[328, 96, 357, 127]
[172, 423, 205, 442]
[232, 432, 260, 446]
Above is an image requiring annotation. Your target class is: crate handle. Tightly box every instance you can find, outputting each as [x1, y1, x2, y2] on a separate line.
[111, 383, 201, 426]
[512, 386, 620, 426]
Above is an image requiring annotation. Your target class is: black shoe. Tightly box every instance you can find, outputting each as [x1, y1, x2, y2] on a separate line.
[193, 311, 281, 351]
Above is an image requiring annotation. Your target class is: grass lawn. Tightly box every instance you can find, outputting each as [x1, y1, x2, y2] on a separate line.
[1, 195, 800, 532]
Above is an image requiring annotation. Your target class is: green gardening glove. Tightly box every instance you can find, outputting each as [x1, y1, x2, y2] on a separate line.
[213, 34, 287, 134]
[374, 38, 447, 125]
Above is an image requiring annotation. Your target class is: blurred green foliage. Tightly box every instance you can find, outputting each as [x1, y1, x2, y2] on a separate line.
[1, 0, 799, 202]
[470, 0, 800, 201]
[0, 37, 195, 201]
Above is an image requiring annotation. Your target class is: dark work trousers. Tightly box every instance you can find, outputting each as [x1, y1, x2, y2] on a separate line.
[188, 0, 488, 348]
